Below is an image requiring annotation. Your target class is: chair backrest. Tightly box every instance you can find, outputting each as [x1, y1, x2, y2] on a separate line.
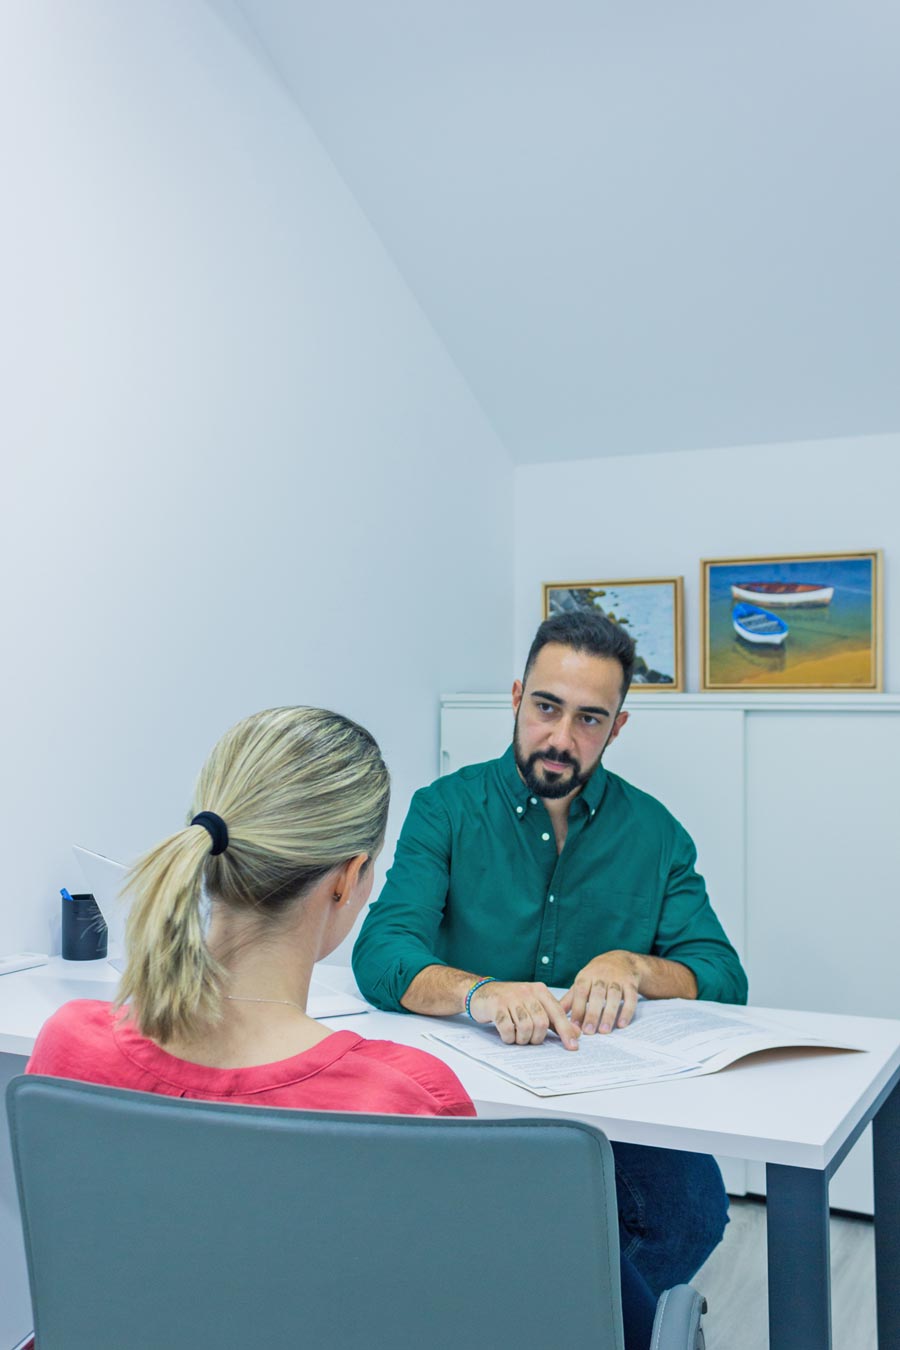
[7, 1075, 625, 1350]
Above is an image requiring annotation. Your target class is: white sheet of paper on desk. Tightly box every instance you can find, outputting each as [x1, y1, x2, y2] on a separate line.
[307, 974, 369, 1019]
[614, 1002, 786, 1055]
[424, 999, 862, 1097]
[424, 1022, 700, 1095]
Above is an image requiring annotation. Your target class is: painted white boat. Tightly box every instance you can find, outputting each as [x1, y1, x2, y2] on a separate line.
[731, 583, 833, 606]
[733, 603, 788, 646]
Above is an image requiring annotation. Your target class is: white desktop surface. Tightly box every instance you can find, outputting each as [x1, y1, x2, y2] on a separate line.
[1, 960, 897, 1171]
[0, 957, 118, 1057]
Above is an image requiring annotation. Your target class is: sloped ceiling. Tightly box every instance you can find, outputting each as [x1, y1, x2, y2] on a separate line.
[222, 0, 900, 461]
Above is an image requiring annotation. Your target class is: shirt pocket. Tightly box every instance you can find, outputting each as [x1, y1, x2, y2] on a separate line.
[569, 888, 656, 957]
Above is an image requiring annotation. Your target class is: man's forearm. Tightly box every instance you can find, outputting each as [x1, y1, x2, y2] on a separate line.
[400, 964, 484, 1016]
[635, 953, 698, 1000]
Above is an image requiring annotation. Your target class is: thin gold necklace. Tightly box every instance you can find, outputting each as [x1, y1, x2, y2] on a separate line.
[225, 995, 306, 1013]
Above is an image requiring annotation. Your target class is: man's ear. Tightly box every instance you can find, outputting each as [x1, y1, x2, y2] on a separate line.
[606, 709, 629, 748]
[511, 679, 524, 715]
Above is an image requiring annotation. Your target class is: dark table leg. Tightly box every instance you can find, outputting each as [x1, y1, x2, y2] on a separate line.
[765, 1162, 831, 1350]
[874, 1079, 900, 1347]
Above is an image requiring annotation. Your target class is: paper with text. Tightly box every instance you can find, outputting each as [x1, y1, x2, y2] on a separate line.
[424, 999, 861, 1097]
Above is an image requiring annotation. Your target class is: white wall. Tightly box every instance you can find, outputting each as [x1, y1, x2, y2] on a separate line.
[514, 433, 898, 688]
[0, 0, 513, 956]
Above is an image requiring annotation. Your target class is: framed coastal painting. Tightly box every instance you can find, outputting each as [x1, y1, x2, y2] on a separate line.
[701, 551, 883, 691]
[543, 577, 684, 691]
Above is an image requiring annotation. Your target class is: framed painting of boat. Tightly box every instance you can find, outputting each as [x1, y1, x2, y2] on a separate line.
[543, 577, 684, 691]
[701, 551, 883, 691]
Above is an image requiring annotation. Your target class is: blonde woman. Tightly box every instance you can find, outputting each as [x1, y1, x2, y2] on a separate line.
[28, 707, 473, 1117]
[28, 704, 662, 1349]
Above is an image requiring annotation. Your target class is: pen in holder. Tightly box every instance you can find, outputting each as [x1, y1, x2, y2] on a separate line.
[61, 890, 108, 961]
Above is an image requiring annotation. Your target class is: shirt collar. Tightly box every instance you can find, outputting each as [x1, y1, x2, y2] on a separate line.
[495, 744, 609, 818]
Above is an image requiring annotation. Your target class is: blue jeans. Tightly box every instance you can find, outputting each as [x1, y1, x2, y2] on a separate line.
[613, 1142, 730, 1297]
[619, 1254, 658, 1350]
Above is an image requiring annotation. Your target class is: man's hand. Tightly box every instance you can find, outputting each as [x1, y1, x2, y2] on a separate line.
[561, 951, 644, 1034]
[470, 980, 580, 1051]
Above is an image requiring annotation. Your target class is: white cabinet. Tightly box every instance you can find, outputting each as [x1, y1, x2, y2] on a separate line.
[440, 692, 900, 1214]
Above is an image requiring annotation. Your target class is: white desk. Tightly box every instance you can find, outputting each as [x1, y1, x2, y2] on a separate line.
[2, 961, 899, 1350]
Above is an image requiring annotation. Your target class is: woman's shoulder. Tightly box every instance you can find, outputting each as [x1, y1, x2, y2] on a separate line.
[27, 1000, 119, 1075]
[33, 998, 117, 1042]
[343, 1036, 476, 1116]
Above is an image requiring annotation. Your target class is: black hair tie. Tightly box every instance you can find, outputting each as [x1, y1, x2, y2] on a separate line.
[191, 811, 229, 856]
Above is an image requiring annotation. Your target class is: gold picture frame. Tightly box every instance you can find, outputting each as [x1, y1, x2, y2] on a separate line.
[542, 577, 685, 692]
[700, 550, 883, 691]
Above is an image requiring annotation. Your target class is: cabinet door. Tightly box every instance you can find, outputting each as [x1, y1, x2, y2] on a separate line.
[440, 704, 512, 776]
[606, 707, 746, 965]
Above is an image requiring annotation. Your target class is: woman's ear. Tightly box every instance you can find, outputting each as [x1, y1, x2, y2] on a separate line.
[331, 854, 370, 904]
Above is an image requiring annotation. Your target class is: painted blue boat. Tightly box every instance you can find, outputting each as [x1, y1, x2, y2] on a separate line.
[732, 602, 788, 647]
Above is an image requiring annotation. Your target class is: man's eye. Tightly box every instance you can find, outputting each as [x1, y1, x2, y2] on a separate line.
[581, 715, 599, 726]
[538, 703, 555, 714]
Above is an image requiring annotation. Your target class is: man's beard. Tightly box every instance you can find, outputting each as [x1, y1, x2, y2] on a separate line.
[513, 718, 595, 800]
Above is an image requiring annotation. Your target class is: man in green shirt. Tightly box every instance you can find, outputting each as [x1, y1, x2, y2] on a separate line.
[353, 610, 746, 1293]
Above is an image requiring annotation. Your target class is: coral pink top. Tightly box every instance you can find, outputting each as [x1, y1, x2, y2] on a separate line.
[27, 1000, 476, 1118]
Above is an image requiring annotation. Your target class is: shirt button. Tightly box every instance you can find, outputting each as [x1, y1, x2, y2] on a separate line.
[541, 956, 550, 965]
[541, 831, 550, 841]
[516, 805, 523, 814]
[590, 809, 596, 817]
[548, 894, 555, 903]
[530, 797, 538, 806]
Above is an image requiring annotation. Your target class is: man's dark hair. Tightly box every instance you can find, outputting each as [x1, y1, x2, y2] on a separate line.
[523, 610, 637, 700]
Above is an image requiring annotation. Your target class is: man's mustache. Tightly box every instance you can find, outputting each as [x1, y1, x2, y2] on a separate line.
[529, 749, 579, 771]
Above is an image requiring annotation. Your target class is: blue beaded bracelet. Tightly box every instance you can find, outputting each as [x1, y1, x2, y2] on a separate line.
[465, 976, 496, 1020]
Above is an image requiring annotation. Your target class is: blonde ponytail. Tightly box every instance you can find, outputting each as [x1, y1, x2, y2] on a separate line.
[116, 826, 222, 1043]
[117, 707, 389, 1042]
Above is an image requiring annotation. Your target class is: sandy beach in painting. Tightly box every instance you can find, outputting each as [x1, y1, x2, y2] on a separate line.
[724, 646, 873, 686]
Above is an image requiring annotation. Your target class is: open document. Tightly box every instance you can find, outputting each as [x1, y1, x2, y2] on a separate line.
[424, 999, 862, 1097]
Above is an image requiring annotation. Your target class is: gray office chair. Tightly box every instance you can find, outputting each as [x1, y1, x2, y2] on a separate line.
[7, 1075, 705, 1349]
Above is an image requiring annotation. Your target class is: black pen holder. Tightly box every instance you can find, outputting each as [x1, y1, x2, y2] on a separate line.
[61, 893, 108, 961]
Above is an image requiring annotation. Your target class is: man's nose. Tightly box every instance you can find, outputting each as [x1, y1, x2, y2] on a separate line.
[550, 718, 576, 752]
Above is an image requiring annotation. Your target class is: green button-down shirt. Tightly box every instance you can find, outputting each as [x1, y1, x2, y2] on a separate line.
[352, 746, 748, 1011]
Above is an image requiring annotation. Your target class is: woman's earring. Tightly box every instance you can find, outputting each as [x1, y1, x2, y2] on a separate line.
[332, 891, 343, 903]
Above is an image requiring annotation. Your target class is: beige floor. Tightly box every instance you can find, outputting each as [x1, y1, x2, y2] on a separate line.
[693, 1198, 876, 1349]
